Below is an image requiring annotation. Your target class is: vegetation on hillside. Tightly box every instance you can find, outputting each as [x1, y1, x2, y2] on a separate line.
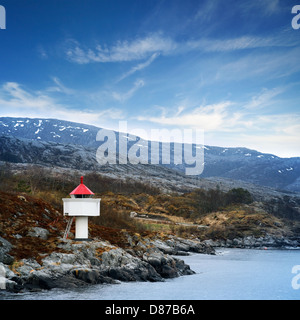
[0, 163, 299, 243]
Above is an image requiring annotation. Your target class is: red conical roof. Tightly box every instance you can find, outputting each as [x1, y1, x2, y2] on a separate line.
[70, 176, 94, 195]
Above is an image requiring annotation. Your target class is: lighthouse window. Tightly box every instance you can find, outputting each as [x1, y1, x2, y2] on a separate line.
[74, 194, 92, 198]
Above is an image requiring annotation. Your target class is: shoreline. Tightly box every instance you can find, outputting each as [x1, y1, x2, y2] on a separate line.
[2, 246, 300, 300]
[1, 232, 300, 294]
[0, 234, 213, 293]
[202, 235, 300, 250]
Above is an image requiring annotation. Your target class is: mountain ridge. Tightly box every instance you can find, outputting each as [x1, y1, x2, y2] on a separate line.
[0, 116, 300, 193]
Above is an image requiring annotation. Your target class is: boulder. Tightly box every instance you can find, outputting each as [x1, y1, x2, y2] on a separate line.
[99, 247, 163, 282]
[15, 259, 42, 278]
[24, 270, 57, 291]
[142, 250, 193, 279]
[151, 239, 175, 255]
[27, 227, 50, 240]
[0, 262, 23, 292]
[72, 268, 101, 284]
[161, 236, 215, 255]
[174, 258, 195, 276]
[0, 237, 14, 264]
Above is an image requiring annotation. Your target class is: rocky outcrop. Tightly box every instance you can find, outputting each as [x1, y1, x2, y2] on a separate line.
[0, 235, 214, 293]
[27, 227, 50, 240]
[203, 235, 300, 249]
[0, 237, 14, 265]
[151, 236, 215, 256]
[0, 190, 215, 293]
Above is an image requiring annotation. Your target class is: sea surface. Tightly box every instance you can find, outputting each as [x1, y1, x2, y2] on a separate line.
[1, 248, 300, 300]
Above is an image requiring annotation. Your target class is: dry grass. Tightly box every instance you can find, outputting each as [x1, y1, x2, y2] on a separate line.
[196, 205, 294, 240]
[1, 164, 299, 253]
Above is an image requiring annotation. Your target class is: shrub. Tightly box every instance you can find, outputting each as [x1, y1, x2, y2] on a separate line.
[225, 188, 253, 205]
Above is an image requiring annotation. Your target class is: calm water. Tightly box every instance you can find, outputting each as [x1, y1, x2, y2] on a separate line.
[2, 248, 300, 300]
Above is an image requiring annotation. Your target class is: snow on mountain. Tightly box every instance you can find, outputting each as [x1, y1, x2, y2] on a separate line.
[0, 117, 100, 147]
[0, 116, 300, 193]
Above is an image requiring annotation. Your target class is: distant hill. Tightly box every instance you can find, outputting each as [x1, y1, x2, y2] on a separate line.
[0, 116, 300, 193]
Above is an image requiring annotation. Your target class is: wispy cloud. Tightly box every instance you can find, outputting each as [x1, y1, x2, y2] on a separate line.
[240, 0, 282, 16]
[137, 101, 235, 131]
[65, 34, 175, 64]
[112, 79, 145, 102]
[215, 46, 300, 82]
[135, 81, 300, 149]
[0, 82, 124, 125]
[46, 77, 75, 95]
[187, 31, 298, 53]
[37, 45, 48, 60]
[194, 1, 220, 24]
[117, 52, 160, 82]
[0, 82, 54, 109]
[244, 87, 285, 110]
[228, 112, 300, 157]
[65, 31, 296, 65]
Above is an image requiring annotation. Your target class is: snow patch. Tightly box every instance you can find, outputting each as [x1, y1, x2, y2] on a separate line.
[34, 120, 43, 127]
[50, 132, 60, 138]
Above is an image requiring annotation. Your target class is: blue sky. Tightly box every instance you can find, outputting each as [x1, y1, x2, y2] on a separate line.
[0, 0, 299, 157]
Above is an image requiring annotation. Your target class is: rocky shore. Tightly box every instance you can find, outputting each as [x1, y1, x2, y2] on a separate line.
[0, 234, 214, 293]
[2, 231, 300, 293]
[203, 234, 300, 249]
[1, 186, 299, 295]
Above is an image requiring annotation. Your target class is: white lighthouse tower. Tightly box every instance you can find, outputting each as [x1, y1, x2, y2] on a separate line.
[62, 176, 100, 240]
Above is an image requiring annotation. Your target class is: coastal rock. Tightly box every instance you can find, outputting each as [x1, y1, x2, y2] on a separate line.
[0, 262, 22, 292]
[27, 227, 50, 240]
[143, 251, 177, 278]
[151, 239, 175, 255]
[24, 270, 57, 291]
[106, 263, 162, 282]
[0, 235, 215, 293]
[0, 276, 22, 292]
[99, 247, 163, 282]
[73, 269, 117, 285]
[15, 259, 42, 278]
[142, 249, 194, 279]
[204, 234, 300, 249]
[0, 237, 14, 264]
[42, 252, 90, 268]
[174, 258, 195, 276]
[155, 236, 215, 255]
[72, 268, 101, 284]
